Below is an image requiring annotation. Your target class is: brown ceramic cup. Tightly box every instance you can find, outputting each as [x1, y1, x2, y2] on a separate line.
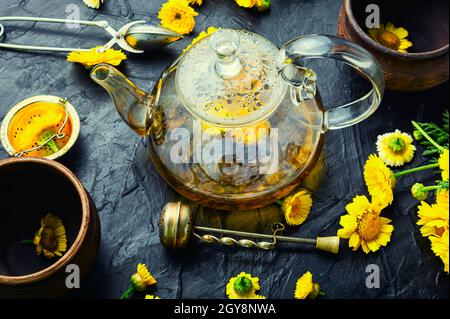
[0, 157, 100, 299]
[338, 0, 449, 92]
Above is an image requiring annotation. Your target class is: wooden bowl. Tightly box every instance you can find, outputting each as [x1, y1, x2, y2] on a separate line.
[0, 157, 100, 298]
[338, 0, 449, 92]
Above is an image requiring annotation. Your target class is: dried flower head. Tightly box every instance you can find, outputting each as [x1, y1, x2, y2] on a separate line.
[131, 263, 157, 291]
[337, 195, 394, 254]
[281, 189, 313, 226]
[368, 22, 413, 53]
[67, 46, 126, 68]
[33, 214, 67, 259]
[158, 0, 198, 35]
[417, 190, 449, 238]
[376, 130, 416, 167]
[234, 0, 257, 8]
[294, 272, 322, 299]
[226, 272, 266, 299]
[83, 0, 104, 9]
[364, 154, 396, 209]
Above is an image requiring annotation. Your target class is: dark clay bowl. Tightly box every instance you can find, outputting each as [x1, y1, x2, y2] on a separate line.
[0, 157, 100, 298]
[338, 0, 449, 92]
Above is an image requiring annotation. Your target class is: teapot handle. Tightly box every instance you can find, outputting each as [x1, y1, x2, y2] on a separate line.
[279, 35, 384, 131]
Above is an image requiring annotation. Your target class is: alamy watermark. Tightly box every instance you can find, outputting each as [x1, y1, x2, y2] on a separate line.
[365, 4, 380, 29]
[65, 4, 81, 29]
[365, 264, 380, 289]
[65, 264, 80, 289]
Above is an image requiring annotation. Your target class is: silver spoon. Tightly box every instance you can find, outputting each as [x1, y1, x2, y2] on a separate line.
[0, 16, 182, 53]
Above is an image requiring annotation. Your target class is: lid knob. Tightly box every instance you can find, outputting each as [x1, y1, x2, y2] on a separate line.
[209, 30, 242, 79]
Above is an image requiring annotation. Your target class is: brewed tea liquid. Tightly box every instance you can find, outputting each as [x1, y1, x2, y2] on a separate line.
[8, 102, 73, 157]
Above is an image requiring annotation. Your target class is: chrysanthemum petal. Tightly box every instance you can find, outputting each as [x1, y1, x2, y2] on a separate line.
[361, 241, 370, 254]
[345, 195, 371, 217]
[367, 239, 381, 252]
[380, 224, 394, 233]
[399, 40, 413, 50]
[349, 232, 361, 250]
[392, 27, 408, 39]
[439, 149, 449, 181]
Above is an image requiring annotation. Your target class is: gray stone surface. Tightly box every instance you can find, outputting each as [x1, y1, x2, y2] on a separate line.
[0, 0, 448, 299]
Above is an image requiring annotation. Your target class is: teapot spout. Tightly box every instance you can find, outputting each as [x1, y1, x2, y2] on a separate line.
[90, 64, 148, 136]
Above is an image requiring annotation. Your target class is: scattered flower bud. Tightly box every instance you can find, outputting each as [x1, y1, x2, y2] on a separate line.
[413, 130, 424, 141]
[256, 0, 270, 12]
[411, 183, 429, 201]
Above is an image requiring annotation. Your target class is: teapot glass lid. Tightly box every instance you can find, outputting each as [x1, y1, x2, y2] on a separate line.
[176, 29, 287, 128]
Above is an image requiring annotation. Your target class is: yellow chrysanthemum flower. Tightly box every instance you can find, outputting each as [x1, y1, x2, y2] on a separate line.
[145, 295, 161, 299]
[131, 263, 157, 291]
[376, 130, 416, 167]
[417, 189, 449, 238]
[364, 154, 396, 209]
[158, 0, 198, 35]
[226, 272, 266, 299]
[368, 22, 413, 53]
[337, 195, 394, 254]
[436, 189, 449, 210]
[120, 263, 157, 299]
[188, 0, 202, 5]
[234, 0, 257, 8]
[67, 46, 127, 68]
[280, 189, 313, 226]
[439, 149, 449, 181]
[294, 272, 323, 299]
[33, 214, 67, 259]
[183, 26, 219, 53]
[430, 229, 449, 274]
[83, 0, 104, 9]
[417, 201, 448, 238]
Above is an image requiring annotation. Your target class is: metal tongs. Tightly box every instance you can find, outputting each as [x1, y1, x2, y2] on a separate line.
[0, 16, 182, 53]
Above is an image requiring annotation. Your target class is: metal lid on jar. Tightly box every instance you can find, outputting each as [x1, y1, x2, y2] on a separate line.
[176, 29, 287, 128]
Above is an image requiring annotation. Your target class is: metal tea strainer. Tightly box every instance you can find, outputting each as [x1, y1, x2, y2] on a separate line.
[0, 95, 81, 160]
[159, 202, 340, 254]
[0, 16, 182, 53]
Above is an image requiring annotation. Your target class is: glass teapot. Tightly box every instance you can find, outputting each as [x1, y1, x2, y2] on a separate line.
[90, 29, 384, 211]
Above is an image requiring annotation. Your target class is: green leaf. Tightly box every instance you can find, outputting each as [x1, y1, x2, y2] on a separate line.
[414, 111, 449, 160]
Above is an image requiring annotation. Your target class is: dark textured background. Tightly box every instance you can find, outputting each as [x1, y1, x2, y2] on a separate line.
[0, 0, 448, 299]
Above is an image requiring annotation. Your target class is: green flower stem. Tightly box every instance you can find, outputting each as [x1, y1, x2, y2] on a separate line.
[318, 291, 327, 297]
[420, 185, 442, 192]
[412, 121, 445, 152]
[119, 286, 135, 299]
[47, 139, 59, 153]
[275, 200, 284, 206]
[394, 163, 439, 178]
[20, 239, 33, 245]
